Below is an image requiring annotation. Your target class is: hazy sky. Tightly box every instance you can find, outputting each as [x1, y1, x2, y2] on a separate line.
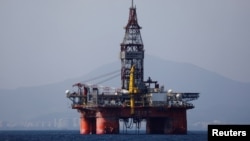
[1, 0, 250, 89]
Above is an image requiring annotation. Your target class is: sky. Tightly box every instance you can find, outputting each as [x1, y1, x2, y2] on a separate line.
[0, 0, 250, 89]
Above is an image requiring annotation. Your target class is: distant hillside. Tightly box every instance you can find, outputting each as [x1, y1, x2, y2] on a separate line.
[0, 55, 250, 130]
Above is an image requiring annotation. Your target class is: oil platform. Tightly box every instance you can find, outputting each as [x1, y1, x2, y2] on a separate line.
[66, 1, 199, 134]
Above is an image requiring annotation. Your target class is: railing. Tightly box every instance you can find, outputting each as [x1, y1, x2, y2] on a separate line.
[67, 91, 196, 109]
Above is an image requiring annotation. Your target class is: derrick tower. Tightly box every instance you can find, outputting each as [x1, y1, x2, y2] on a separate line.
[120, 1, 144, 90]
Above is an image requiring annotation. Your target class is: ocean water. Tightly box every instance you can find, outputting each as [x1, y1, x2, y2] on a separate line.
[0, 130, 207, 141]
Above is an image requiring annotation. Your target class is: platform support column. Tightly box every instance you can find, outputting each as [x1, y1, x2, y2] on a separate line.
[146, 109, 187, 134]
[80, 112, 90, 134]
[170, 109, 187, 134]
[96, 112, 119, 134]
[80, 112, 96, 134]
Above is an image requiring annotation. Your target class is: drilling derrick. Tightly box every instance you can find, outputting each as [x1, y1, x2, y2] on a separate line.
[120, 2, 144, 91]
[66, 0, 199, 135]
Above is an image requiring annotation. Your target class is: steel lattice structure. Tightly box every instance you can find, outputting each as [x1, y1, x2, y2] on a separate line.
[120, 3, 144, 90]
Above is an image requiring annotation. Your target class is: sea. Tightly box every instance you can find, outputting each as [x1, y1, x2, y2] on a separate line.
[0, 130, 207, 141]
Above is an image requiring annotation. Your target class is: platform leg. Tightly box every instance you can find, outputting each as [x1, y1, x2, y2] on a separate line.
[80, 112, 90, 134]
[96, 112, 119, 134]
[146, 109, 187, 134]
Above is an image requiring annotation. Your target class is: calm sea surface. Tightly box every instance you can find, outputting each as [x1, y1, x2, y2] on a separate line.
[0, 130, 207, 141]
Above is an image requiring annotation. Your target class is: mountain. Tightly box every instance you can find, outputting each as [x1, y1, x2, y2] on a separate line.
[0, 55, 250, 130]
